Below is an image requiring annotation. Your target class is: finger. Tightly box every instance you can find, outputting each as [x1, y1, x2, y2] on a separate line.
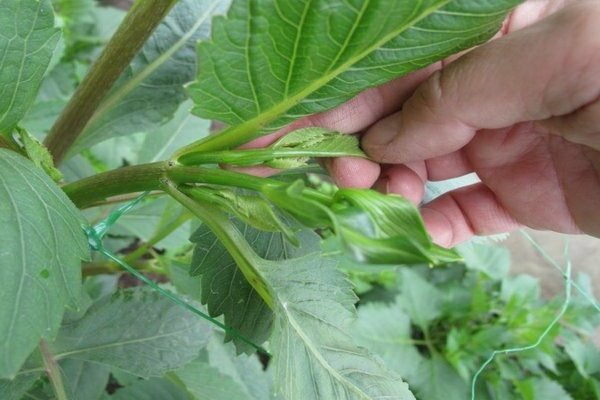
[363, 1, 600, 164]
[326, 157, 381, 189]
[374, 162, 426, 205]
[425, 150, 472, 181]
[540, 97, 600, 150]
[421, 183, 520, 247]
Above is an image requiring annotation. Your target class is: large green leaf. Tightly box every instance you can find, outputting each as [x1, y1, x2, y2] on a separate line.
[0, 0, 61, 136]
[189, 217, 320, 353]
[49, 289, 212, 377]
[70, 0, 230, 154]
[0, 149, 88, 378]
[265, 254, 415, 399]
[187, 0, 520, 150]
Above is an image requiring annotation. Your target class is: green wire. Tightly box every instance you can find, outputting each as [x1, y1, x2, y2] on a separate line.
[84, 192, 270, 356]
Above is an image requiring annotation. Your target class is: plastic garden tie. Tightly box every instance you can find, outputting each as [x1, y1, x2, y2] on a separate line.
[84, 192, 270, 356]
[470, 235, 598, 399]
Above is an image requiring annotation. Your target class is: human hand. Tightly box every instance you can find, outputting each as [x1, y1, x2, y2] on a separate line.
[359, 0, 600, 246]
[244, 0, 600, 247]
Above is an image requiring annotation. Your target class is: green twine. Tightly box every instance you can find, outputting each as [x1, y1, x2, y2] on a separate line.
[84, 192, 269, 356]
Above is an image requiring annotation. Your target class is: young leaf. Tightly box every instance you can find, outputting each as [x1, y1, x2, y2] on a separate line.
[266, 128, 365, 169]
[0, 149, 88, 378]
[265, 254, 415, 400]
[185, 0, 520, 152]
[16, 128, 63, 181]
[70, 0, 230, 153]
[49, 289, 212, 378]
[189, 218, 320, 353]
[179, 128, 366, 167]
[0, 0, 61, 136]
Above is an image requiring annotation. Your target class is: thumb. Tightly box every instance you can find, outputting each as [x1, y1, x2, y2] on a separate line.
[362, 1, 600, 163]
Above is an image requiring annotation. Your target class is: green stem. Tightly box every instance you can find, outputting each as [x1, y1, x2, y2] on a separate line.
[163, 181, 273, 307]
[63, 160, 334, 209]
[178, 147, 365, 166]
[44, 0, 178, 164]
[39, 340, 68, 400]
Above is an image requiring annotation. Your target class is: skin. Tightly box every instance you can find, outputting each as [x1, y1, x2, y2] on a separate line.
[246, 0, 600, 247]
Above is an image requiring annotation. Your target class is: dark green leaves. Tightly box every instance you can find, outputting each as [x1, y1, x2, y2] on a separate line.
[189, 218, 320, 352]
[186, 0, 520, 151]
[0, 149, 88, 378]
[0, 0, 60, 136]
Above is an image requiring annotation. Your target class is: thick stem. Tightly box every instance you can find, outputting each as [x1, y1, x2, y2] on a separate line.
[44, 0, 178, 164]
[62, 162, 281, 208]
[39, 340, 68, 400]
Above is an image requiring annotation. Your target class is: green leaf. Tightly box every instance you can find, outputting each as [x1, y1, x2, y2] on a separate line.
[0, 0, 61, 136]
[49, 289, 212, 377]
[204, 334, 272, 399]
[137, 100, 211, 163]
[187, 187, 297, 242]
[412, 355, 468, 400]
[186, 0, 519, 151]
[16, 127, 63, 181]
[459, 242, 511, 280]
[60, 359, 109, 400]
[71, 0, 230, 153]
[563, 334, 600, 378]
[262, 182, 461, 265]
[108, 378, 189, 400]
[515, 377, 573, 400]
[353, 301, 424, 384]
[176, 360, 255, 400]
[0, 372, 40, 400]
[189, 218, 320, 352]
[0, 149, 88, 378]
[266, 128, 365, 169]
[265, 254, 415, 399]
[397, 269, 443, 329]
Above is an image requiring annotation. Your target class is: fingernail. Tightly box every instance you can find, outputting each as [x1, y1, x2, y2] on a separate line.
[373, 177, 389, 194]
